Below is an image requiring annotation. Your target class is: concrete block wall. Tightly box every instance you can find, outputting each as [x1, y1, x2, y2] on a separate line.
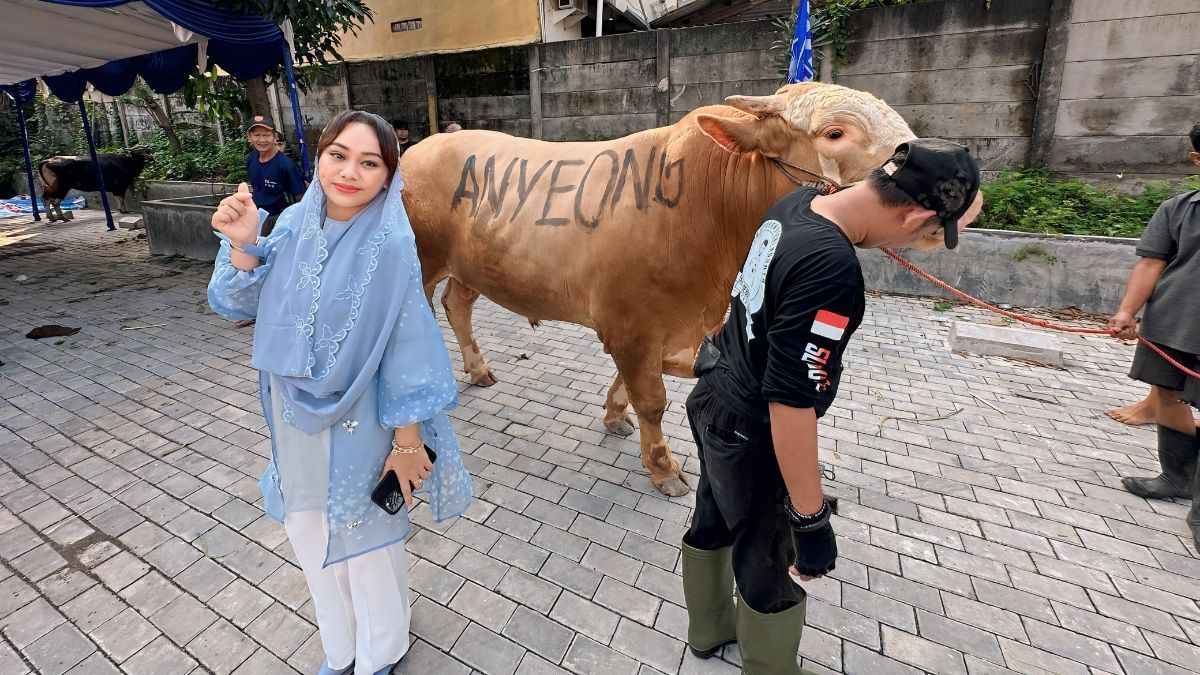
[345, 58, 432, 137]
[436, 47, 531, 136]
[536, 31, 660, 141]
[857, 229, 1138, 314]
[836, 0, 1051, 176]
[1047, 0, 1200, 185]
[274, 65, 350, 146]
[531, 21, 783, 140]
[667, 21, 780, 124]
[269, 1, 1196, 186]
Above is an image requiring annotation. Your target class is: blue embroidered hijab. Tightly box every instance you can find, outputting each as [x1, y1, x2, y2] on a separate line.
[253, 158, 410, 435]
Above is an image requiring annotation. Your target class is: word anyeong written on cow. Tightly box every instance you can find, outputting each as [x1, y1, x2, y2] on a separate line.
[450, 145, 685, 229]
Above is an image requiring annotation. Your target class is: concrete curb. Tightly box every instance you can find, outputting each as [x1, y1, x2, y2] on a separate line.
[859, 228, 1139, 315]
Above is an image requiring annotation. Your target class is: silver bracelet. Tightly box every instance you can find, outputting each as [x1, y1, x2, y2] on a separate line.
[390, 439, 422, 455]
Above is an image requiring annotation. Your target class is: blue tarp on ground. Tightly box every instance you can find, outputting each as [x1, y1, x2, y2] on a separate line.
[0, 196, 85, 218]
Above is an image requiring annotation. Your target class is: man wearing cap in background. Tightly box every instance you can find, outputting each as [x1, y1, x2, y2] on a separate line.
[683, 139, 983, 673]
[245, 115, 306, 235]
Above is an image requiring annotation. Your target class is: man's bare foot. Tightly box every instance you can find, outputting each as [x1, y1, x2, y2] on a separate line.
[1106, 399, 1155, 425]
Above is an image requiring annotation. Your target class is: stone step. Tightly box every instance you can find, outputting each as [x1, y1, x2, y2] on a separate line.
[948, 320, 1064, 367]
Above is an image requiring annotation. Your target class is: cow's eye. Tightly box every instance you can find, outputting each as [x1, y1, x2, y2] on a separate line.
[826, 129, 844, 140]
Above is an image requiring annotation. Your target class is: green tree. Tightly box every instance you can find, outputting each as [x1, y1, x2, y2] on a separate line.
[213, 1, 373, 116]
[120, 79, 184, 155]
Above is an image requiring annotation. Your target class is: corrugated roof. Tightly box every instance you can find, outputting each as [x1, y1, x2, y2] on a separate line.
[651, 0, 792, 28]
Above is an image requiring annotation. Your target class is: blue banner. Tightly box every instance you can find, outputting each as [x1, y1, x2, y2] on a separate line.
[787, 0, 814, 84]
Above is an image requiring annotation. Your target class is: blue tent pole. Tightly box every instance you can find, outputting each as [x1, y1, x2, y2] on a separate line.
[77, 99, 114, 231]
[15, 102, 40, 222]
[281, 42, 310, 179]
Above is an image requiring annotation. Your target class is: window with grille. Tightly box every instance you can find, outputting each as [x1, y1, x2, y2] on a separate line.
[391, 18, 422, 32]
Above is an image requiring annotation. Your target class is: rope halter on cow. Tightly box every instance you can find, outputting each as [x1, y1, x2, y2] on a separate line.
[770, 156, 844, 195]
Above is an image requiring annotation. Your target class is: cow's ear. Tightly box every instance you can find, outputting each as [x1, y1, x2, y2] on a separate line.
[696, 114, 762, 153]
[725, 94, 786, 117]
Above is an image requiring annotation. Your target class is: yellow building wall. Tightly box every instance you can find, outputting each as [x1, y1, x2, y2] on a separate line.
[338, 0, 543, 60]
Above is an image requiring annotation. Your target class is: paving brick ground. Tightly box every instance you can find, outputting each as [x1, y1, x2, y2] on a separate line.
[0, 211, 1197, 675]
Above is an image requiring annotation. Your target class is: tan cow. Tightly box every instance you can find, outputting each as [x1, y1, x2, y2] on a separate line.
[401, 82, 915, 496]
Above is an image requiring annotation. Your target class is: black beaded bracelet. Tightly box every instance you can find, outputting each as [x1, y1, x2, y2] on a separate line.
[784, 496, 831, 532]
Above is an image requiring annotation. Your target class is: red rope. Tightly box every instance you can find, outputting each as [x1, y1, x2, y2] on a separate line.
[880, 247, 1200, 380]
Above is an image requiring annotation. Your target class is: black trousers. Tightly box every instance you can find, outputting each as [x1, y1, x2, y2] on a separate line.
[260, 213, 281, 237]
[1130, 340, 1199, 408]
[683, 378, 805, 614]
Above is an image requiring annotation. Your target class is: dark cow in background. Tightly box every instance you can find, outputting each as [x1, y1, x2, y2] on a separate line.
[38, 147, 153, 222]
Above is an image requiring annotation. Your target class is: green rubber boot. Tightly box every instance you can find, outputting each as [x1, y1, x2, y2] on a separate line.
[681, 543, 737, 659]
[1190, 483, 1200, 555]
[1186, 431, 1200, 554]
[736, 590, 816, 675]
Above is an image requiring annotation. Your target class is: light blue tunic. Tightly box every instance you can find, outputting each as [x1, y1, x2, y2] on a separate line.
[207, 215, 473, 566]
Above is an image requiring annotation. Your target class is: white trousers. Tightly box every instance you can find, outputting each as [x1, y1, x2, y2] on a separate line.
[285, 511, 412, 674]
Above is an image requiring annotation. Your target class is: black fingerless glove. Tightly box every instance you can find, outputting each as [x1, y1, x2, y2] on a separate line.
[785, 497, 837, 578]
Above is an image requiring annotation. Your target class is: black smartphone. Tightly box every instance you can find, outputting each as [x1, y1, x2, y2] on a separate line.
[371, 445, 437, 515]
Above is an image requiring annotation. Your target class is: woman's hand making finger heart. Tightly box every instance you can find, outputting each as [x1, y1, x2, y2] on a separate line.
[211, 183, 260, 246]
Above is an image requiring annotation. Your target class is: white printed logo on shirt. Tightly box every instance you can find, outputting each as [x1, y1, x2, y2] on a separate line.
[805, 310, 849, 392]
[731, 219, 782, 342]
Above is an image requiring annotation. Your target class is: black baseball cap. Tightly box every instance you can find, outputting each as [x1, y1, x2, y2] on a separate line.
[881, 138, 980, 250]
[246, 115, 276, 133]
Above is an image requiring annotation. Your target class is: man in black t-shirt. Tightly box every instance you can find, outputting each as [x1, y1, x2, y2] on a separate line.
[682, 140, 982, 672]
[392, 119, 419, 156]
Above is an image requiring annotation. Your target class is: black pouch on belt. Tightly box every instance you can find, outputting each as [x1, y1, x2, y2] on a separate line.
[693, 336, 722, 377]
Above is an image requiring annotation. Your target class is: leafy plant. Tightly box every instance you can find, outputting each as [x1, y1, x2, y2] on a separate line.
[933, 300, 955, 312]
[1011, 244, 1058, 265]
[771, 0, 936, 80]
[181, 69, 251, 128]
[978, 169, 1200, 238]
[119, 79, 184, 155]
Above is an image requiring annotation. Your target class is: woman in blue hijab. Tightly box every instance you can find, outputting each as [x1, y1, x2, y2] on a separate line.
[207, 110, 472, 675]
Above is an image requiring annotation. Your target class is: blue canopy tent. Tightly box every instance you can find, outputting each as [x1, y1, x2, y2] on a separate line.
[0, 0, 311, 230]
[0, 80, 41, 221]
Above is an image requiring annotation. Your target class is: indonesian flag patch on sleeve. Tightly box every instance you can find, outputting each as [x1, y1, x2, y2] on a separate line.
[811, 309, 849, 341]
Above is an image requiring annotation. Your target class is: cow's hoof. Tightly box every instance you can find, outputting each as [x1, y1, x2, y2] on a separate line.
[469, 370, 498, 387]
[604, 418, 636, 437]
[64, 211, 74, 220]
[653, 475, 690, 497]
